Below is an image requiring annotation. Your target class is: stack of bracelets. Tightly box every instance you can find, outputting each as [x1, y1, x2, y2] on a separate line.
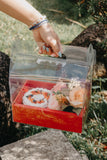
[29, 15, 48, 30]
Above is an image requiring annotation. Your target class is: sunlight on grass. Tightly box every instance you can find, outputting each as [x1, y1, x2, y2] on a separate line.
[0, 0, 94, 55]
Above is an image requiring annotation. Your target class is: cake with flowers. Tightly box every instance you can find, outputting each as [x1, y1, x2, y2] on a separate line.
[23, 88, 51, 108]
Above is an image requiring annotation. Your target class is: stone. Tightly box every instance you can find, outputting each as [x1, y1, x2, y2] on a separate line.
[0, 129, 88, 160]
[70, 23, 107, 72]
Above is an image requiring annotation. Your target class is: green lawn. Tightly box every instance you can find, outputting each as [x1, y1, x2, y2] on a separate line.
[0, 0, 93, 55]
[0, 0, 107, 160]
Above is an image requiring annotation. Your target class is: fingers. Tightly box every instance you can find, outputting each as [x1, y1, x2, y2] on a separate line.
[45, 35, 62, 57]
[32, 22, 62, 57]
[45, 28, 62, 54]
[48, 38, 60, 53]
[40, 23, 62, 54]
[39, 44, 58, 57]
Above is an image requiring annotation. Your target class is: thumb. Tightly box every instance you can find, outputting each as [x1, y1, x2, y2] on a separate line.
[49, 39, 60, 53]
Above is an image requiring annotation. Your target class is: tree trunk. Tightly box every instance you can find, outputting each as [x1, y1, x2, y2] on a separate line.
[0, 52, 19, 147]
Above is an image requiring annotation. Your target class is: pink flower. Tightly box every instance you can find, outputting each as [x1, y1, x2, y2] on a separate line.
[48, 94, 61, 110]
[69, 86, 86, 108]
[52, 82, 67, 92]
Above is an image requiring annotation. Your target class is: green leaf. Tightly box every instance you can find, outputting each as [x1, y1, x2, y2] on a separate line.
[92, 86, 100, 89]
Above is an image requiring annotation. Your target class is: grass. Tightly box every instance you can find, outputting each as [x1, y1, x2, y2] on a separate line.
[0, 0, 106, 159]
[0, 0, 94, 55]
[64, 83, 107, 160]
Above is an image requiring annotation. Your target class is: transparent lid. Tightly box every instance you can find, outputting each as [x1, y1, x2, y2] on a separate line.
[10, 40, 96, 82]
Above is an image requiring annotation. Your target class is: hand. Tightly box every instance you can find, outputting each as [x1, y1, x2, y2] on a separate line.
[0, 0, 62, 56]
[32, 23, 62, 57]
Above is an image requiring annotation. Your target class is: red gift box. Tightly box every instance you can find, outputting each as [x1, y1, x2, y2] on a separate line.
[12, 79, 88, 133]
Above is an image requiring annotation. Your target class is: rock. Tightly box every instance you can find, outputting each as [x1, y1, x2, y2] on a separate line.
[71, 23, 107, 71]
[0, 129, 88, 160]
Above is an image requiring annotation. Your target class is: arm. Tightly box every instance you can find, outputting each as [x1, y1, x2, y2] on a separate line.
[0, 0, 61, 54]
[0, 0, 42, 26]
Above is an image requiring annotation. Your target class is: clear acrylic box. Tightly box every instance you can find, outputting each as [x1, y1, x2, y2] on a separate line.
[9, 40, 96, 133]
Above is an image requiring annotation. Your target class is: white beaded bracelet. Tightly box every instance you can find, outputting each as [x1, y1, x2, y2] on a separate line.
[29, 15, 48, 30]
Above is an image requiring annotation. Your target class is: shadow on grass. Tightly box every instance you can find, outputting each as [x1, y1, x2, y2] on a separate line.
[30, 0, 88, 25]
[87, 101, 107, 122]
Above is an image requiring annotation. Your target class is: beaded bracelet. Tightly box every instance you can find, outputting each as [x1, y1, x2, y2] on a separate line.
[29, 19, 48, 30]
[29, 15, 48, 30]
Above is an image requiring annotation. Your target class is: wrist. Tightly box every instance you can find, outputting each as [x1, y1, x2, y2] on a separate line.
[29, 15, 48, 30]
[26, 10, 43, 26]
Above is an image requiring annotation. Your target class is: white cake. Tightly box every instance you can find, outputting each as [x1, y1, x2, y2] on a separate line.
[23, 88, 51, 108]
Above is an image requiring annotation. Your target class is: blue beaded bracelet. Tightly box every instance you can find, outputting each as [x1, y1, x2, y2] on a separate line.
[29, 19, 48, 30]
